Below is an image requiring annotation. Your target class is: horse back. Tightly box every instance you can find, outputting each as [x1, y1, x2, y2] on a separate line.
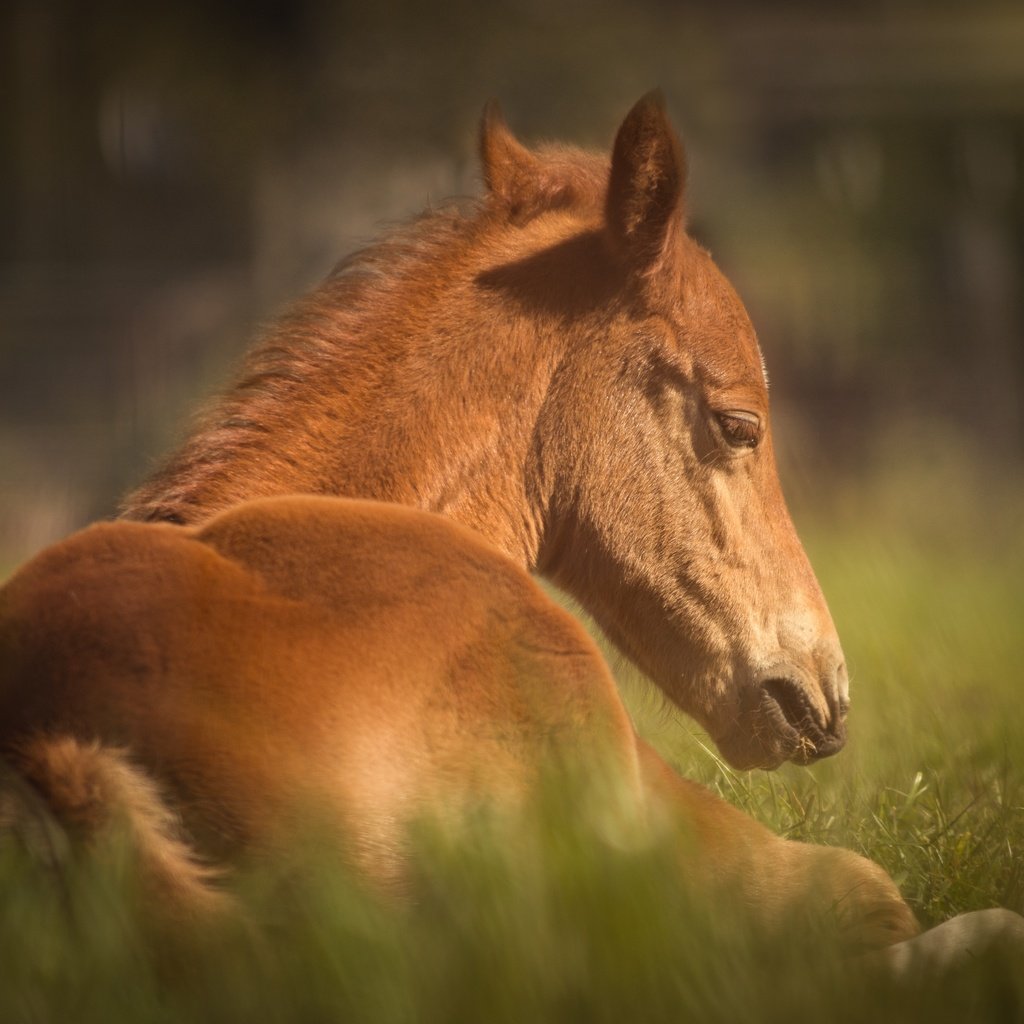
[0, 496, 639, 871]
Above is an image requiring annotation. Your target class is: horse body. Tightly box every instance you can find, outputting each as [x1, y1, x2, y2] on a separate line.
[0, 95, 917, 945]
[2, 499, 635, 877]
[1, 494, 911, 944]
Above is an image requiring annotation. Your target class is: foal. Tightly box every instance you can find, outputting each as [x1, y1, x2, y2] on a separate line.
[0, 94, 917, 949]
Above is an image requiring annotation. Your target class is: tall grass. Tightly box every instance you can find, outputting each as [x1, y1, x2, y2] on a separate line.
[3, 458, 1023, 1020]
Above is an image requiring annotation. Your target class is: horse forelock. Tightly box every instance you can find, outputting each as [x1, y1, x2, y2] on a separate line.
[120, 204, 480, 523]
[497, 144, 610, 226]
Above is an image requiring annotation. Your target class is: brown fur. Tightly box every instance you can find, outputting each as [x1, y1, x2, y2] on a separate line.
[0, 95, 917, 946]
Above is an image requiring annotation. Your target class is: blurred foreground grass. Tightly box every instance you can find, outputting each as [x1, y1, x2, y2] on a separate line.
[2, 453, 1023, 1020]
[3, 775, 1022, 1024]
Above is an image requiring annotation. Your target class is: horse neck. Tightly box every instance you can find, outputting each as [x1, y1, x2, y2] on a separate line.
[120, 249, 557, 570]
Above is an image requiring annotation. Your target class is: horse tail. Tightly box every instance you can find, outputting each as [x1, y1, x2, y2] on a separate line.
[1, 735, 229, 920]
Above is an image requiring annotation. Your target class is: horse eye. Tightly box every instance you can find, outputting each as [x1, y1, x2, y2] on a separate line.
[716, 412, 761, 449]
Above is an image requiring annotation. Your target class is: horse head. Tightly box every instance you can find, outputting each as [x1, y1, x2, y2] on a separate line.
[480, 95, 847, 770]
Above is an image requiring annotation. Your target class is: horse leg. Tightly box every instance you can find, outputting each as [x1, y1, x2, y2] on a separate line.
[634, 739, 919, 950]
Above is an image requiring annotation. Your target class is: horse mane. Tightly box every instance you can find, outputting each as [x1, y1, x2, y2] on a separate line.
[119, 204, 479, 525]
[120, 143, 610, 526]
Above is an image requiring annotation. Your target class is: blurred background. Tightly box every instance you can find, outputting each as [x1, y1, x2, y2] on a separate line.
[1, 0, 1022, 567]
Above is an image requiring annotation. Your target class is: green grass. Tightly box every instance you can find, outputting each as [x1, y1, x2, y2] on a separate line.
[3, 458, 1023, 1021]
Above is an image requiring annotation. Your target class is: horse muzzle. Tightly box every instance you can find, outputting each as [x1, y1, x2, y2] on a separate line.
[715, 674, 847, 770]
[760, 675, 847, 765]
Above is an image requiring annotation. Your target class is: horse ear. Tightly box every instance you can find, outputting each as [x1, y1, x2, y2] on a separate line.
[479, 100, 542, 209]
[606, 91, 687, 271]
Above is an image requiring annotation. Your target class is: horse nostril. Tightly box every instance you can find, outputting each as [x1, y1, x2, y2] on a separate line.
[760, 675, 847, 762]
[762, 677, 820, 734]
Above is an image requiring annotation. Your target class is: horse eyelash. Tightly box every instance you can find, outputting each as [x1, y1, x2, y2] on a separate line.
[716, 413, 761, 449]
